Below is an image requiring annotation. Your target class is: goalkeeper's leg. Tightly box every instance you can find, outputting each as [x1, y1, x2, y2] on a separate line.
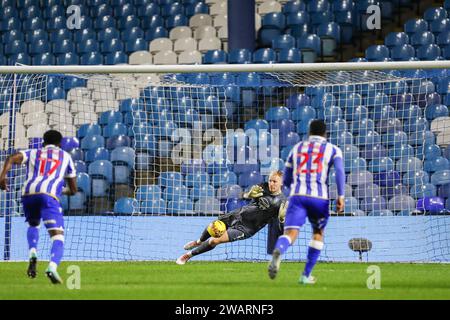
[183, 227, 211, 250]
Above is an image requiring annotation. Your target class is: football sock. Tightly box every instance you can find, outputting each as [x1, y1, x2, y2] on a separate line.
[191, 240, 215, 256]
[274, 235, 292, 255]
[303, 240, 323, 277]
[199, 228, 210, 242]
[50, 235, 64, 267]
[27, 226, 39, 257]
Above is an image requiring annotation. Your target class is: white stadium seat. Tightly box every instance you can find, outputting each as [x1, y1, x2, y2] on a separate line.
[149, 38, 173, 54]
[91, 86, 116, 102]
[431, 117, 450, 134]
[0, 112, 23, 127]
[74, 112, 98, 126]
[210, 1, 227, 16]
[23, 112, 48, 126]
[116, 86, 141, 100]
[194, 25, 217, 40]
[95, 99, 119, 113]
[258, 0, 282, 14]
[48, 112, 73, 126]
[2, 124, 25, 139]
[67, 87, 91, 102]
[198, 37, 221, 53]
[134, 74, 161, 87]
[153, 50, 178, 65]
[53, 123, 76, 137]
[205, 0, 224, 4]
[218, 26, 228, 40]
[213, 14, 227, 29]
[129, 51, 153, 65]
[174, 37, 197, 53]
[27, 123, 49, 138]
[189, 14, 213, 29]
[13, 136, 28, 150]
[20, 100, 44, 114]
[45, 99, 70, 114]
[178, 50, 202, 64]
[169, 26, 192, 40]
[255, 13, 262, 31]
[70, 98, 96, 113]
[87, 76, 112, 91]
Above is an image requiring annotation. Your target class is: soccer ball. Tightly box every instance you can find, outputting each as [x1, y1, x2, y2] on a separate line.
[207, 220, 226, 238]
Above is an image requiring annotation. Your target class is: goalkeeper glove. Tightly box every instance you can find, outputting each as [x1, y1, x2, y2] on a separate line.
[244, 185, 264, 199]
[278, 201, 288, 224]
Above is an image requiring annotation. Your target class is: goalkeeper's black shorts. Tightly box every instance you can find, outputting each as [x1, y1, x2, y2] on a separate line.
[218, 212, 253, 242]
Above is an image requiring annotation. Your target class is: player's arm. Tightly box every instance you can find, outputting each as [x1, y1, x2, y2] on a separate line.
[62, 156, 77, 196]
[333, 148, 345, 214]
[63, 177, 77, 196]
[283, 149, 294, 188]
[0, 152, 24, 191]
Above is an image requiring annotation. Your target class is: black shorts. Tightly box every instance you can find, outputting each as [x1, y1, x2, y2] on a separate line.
[218, 212, 253, 242]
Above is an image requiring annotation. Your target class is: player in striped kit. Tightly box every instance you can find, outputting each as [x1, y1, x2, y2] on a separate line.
[268, 120, 345, 284]
[0, 130, 77, 284]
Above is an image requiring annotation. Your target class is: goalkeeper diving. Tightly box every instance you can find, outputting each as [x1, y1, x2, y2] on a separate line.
[176, 170, 287, 265]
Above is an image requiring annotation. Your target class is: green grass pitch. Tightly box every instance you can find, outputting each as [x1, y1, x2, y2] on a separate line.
[1, 261, 449, 300]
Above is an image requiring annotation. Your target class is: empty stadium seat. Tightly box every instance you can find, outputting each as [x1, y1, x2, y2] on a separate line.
[114, 197, 138, 215]
[88, 160, 113, 197]
[203, 50, 228, 64]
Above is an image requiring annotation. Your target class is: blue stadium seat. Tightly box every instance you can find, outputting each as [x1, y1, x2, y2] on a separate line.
[136, 185, 162, 202]
[185, 2, 209, 17]
[262, 12, 285, 29]
[164, 184, 189, 202]
[78, 124, 102, 139]
[73, 29, 96, 44]
[5, 40, 26, 56]
[211, 171, 238, 187]
[238, 171, 263, 188]
[431, 170, 450, 186]
[181, 159, 206, 175]
[106, 135, 131, 150]
[80, 51, 103, 65]
[32, 53, 55, 65]
[56, 52, 79, 65]
[366, 45, 390, 61]
[46, 16, 66, 31]
[77, 39, 100, 55]
[44, 4, 65, 20]
[49, 28, 72, 43]
[390, 44, 415, 61]
[382, 130, 408, 147]
[115, 3, 136, 17]
[143, 23, 167, 40]
[1, 17, 21, 32]
[81, 135, 105, 151]
[354, 183, 380, 200]
[297, 34, 321, 62]
[159, 171, 183, 189]
[347, 170, 374, 187]
[424, 156, 450, 173]
[385, 32, 409, 48]
[166, 14, 188, 29]
[85, 147, 110, 163]
[190, 184, 215, 202]
[369, 157, 394, 173]
[88, 160, 113, 196]
[203, 50, 228, 64]
[2, 30, 24, 44]
[430, 18, 450, 35]
[403, 170, 429, 187]
[69, 148, 84, 162]
[53, 39, 75, 55]
[90, 3, 113, 18]
[167, 198, 194, 214]
[123, 37, 145, 53]
[272, 34, 296, 51]
[253, 48, 276, 64]
[100, 111, 123, 126]
[404, 18, 428, 36]
[25, 29, 48, 43]
[416, 196, 445, 214]
[118, 15, 141, 31]
[0, 5, 18, 20]
[23, 17, 45, 31]
[105, 51, 128, 65]
[137, 3, 160, 17]
[74, 160, 87, 174]
[424, 144, 442, 160]
[114, 197, 138, 215]
[77, 172, 91, 196]
[396, 157, 423, 173]
[425, 104, 449, 120]
[98, 28, 120, 43]
[424, 7, 447, 23]
[277, 48, 301, 63]
[265, 106, 290, 122]
[103, 123, 127, 138]
[184, 172, 210, 189]
[141, 199, 167, 214]
[94, 15, 116, 30]
[410, 183, 437, 199]
[360, 196, 387, 212]
[111, 146, 135, 183]
[410, 31, 435, 48]
[101, 38, 124, 53]
[228, 48, 252, 64]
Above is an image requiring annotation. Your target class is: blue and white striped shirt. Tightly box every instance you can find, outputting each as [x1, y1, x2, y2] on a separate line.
[20, 145, 76, 199]
[284, 135, 344, 200]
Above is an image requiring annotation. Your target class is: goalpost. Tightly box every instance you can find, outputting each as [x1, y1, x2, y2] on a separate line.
[1, 61, 450, 263]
